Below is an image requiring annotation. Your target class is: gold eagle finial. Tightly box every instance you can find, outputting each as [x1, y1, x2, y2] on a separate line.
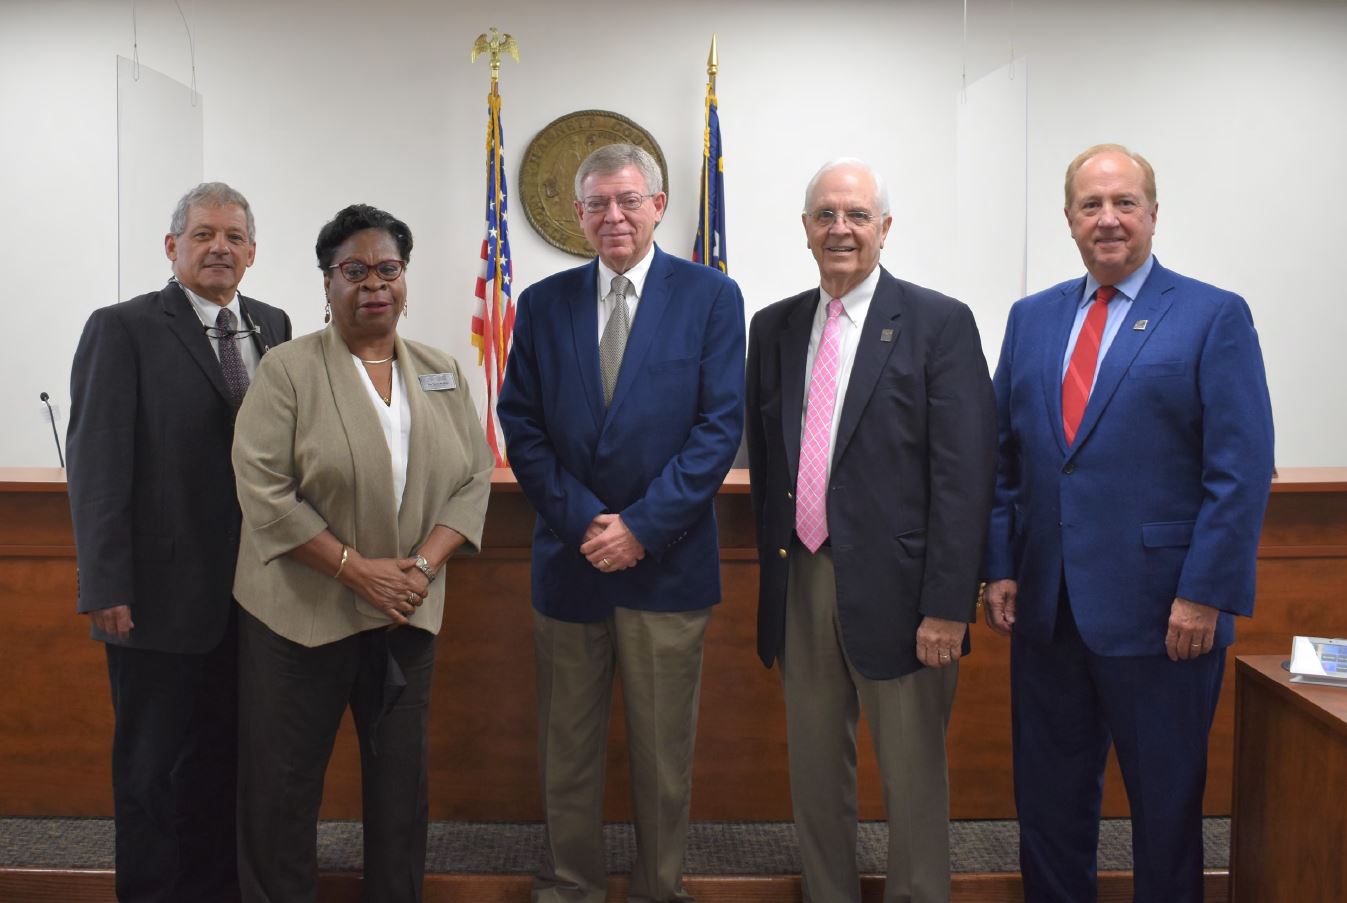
[471, 27, 519, 84]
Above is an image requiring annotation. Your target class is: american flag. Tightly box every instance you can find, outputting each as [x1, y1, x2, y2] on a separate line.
[470, 87, 515, 466]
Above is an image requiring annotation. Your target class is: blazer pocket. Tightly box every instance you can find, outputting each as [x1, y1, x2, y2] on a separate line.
[133, 533, 174, 561]
[895, 527, 927, 557]
[1130, 361, 1185, 379]
[1141, 520, 1196, 548]
[878, 370, 918, 389]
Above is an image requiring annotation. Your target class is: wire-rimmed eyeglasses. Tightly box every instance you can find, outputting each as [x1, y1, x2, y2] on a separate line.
[202, 323, 260, 341]
[580, 193, 655, 215]
[807, 208, 879, 227]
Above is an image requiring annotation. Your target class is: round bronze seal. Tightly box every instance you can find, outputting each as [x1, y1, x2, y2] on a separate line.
[518, 110, 669, 258]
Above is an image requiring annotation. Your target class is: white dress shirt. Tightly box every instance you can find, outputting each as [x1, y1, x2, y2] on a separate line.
[351, 356, 412, 512]
[595, 246, 656, 340]
[800, 265, 883, 476]
[181, 282, 262, 378]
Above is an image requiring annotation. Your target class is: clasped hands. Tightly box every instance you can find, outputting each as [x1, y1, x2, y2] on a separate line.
[580, 513, 645, 573]
[338, 549, 430, 626]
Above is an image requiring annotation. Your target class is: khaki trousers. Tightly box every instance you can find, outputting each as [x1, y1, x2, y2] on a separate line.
[532, 606, 711, 903]
[783, 547, 958, 903]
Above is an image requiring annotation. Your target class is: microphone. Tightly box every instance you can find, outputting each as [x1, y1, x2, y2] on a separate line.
[39, 392, 65, 468]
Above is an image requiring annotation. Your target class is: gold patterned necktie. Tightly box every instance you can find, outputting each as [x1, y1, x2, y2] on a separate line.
[599, 275, 632, 406]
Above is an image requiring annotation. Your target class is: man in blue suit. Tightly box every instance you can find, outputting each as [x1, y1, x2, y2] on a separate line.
[983, 144, 1275, 902]
[499, 143, 745, 903]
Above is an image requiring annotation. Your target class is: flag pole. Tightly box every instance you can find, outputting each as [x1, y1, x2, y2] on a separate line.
[470, 27, 519, 465]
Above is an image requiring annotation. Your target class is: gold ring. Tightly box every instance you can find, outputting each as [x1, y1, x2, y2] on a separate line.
[1190, 642, 1202, 648]
[602, 557, 611, 568]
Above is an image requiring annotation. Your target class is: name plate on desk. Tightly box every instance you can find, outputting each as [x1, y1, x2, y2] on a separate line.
[1289, 636, 1347, 687]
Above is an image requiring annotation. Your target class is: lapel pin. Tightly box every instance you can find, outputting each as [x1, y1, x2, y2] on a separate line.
[1132, 319, 1148, 331]
[880, 328, 894, 343]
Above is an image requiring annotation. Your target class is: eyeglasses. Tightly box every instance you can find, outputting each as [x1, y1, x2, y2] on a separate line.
[808, 208, 879, 227]
[202, 324, 260, 341]
[580, 193, 655, 215]
[328, 259, 407, 283]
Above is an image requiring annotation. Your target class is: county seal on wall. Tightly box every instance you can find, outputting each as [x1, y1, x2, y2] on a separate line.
[518, 110, 669, 257]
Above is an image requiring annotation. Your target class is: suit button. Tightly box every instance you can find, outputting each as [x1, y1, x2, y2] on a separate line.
[777, 548, 788, 559]
[785, 491, 793, 500]
[1063, 463, 1075, 474]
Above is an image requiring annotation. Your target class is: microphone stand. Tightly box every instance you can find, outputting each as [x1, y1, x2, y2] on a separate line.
[39, 392, 65, 468]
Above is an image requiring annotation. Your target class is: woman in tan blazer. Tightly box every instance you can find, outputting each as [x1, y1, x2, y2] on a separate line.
[231, 204, 492, 902]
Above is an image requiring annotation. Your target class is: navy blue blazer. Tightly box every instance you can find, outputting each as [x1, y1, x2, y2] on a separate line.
[984, 260, 1275, 655]
[67, 281, 292, 653]
[747, 268, 997, 680]
[498, 245, 745, 623]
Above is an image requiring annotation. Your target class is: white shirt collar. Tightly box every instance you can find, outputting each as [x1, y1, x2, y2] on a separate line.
[177, 279, 242, 326]
[816, 265, 882, 325]
[597, 244, 656, 301]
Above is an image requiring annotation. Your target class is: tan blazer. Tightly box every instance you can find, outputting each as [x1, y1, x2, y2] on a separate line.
[232, 326, 493, 647]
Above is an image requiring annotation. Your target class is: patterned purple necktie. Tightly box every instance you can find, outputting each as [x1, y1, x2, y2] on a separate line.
[795, 298, 844, 552]
[216, 307, 249, 408]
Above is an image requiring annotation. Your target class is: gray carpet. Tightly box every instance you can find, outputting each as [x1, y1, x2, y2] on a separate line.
[0, 818, 1229, 874]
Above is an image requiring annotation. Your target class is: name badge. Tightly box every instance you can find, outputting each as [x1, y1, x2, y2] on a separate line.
[418, 372, 457, 391]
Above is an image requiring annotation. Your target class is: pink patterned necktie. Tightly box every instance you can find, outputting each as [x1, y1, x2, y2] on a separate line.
[796, 298, 844, 553]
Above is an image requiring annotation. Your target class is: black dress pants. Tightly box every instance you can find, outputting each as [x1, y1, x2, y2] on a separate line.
[104, 609, 240, 903]
[236, 609, 436, 903]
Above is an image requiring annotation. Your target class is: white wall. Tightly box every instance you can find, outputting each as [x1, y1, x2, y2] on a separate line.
[3, 0, 1344, 466]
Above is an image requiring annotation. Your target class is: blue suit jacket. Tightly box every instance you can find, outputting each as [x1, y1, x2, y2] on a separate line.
[498, 245, 746, 622]
[984, 260, 1275, 655]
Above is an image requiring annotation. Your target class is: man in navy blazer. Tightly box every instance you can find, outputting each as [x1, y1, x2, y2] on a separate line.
[498, 143, 744, 903]
[983, 145, 1274, 902]
[67, 182, 291, 901]
[746, 159, 996, 902]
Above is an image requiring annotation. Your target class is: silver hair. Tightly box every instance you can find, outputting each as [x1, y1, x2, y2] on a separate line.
[802, 158, 891, 217]
[573, 143, 663, 199]
[168, 182, 256, 241]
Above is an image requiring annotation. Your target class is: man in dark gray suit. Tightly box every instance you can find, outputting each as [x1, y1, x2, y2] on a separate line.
[745, 159, 996, 903]
[67, 182, 291, 902]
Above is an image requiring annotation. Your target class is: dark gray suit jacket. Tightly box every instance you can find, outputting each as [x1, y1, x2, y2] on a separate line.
[67, 280, 292, 653]
[746, 267, 996, 680]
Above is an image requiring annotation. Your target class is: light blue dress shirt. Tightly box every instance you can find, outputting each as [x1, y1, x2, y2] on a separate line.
[1060, 255, 1155, 385]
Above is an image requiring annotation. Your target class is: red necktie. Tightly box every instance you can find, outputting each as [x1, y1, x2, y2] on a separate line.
[1062, 285, 1116, 445]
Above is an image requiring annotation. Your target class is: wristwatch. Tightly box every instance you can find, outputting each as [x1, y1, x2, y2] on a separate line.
[413, 554, 436, 584]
